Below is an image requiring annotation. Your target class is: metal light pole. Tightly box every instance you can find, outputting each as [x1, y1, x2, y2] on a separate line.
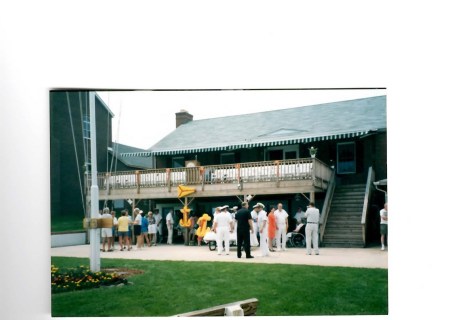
[89, 92, 101, 271]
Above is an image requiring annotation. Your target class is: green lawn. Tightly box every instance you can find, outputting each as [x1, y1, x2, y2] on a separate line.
[51, 214, 84, 233]
[51, 257, 388, 317]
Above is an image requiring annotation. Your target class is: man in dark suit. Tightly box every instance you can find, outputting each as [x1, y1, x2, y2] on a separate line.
[235, 202, 255, 258]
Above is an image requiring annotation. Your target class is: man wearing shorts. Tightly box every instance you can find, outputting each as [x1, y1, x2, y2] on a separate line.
[101, 207, 113, 252]
[380, 203, 388, 251]
[118, 210, 131, 251]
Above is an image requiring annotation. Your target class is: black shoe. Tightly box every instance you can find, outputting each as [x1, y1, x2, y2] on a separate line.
[246, 255, 254, 259]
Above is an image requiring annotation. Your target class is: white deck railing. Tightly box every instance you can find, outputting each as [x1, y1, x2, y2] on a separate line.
[93, 158, 332, 191]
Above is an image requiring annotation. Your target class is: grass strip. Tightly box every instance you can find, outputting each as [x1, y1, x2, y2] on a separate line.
[51, 257, 388, 316]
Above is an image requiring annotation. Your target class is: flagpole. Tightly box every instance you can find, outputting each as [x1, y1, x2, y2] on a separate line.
[89, 92, 101, 272]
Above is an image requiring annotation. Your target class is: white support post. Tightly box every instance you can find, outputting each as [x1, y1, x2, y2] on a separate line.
[89, 92, 101, 272]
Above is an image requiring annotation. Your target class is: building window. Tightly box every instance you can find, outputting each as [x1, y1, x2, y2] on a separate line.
[337, 142, 356, 174]
[82, 114, 91, 172]
[220, 152, 235, 164]
[266, 145, 298, 161]
[82, 114, 90, 139]
[172, 157, 185, 168]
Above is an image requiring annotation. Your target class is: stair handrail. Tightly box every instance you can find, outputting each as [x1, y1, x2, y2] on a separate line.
[319, 169, 336, 243]
[361, 166, 375, 246]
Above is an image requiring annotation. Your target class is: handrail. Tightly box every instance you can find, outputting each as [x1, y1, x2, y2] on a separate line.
[319, 169, 336, 243]
[312, 158, 333, 190]
[361, 166, 375, 246]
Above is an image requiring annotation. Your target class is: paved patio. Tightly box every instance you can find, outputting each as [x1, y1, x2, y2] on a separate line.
[51, 243, 388, 269]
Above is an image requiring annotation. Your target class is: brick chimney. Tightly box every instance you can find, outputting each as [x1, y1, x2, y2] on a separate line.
[176, 109, 193, 128]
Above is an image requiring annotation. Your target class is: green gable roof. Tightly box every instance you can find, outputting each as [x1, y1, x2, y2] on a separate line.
[145, 96, 386, 156]
[110, 142, 152, 168]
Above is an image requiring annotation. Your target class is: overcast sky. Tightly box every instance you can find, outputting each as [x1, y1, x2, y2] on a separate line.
[97, 88, 386, 150]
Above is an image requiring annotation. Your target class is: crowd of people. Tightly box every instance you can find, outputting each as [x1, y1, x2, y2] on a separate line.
[97, 197, 389, 257]
[99, 200, 323, 257]
[222, 201, 322, 257]
[99, 207, 162, 252]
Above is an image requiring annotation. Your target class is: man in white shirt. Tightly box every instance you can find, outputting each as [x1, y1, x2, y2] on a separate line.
[380, 203, 388, 251]
[212, 205, 234, 255]
[213, 207, 221, 220]
[166, 210, 174, 244]
[255, 203, 269, 257]
[274, 203, 289, 251]
[305, 202, 320, 255]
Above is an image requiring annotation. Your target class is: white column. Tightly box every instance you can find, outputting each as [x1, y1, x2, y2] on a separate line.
[89, 92, 100, 272]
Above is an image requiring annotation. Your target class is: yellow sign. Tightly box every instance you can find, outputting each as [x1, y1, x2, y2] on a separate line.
[177, 185, 196, 198]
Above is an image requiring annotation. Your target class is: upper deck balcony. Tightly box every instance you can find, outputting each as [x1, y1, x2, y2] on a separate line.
[92, 158, 333, 200]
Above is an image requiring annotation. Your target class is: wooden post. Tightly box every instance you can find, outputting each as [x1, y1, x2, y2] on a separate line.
[136, 170, 141, 194]
[200, 166, 205, 191]
[310, 192, 315, 203]
[275, 160, 280, 187]
[184, 197, 189, 245]
[166, 168, 171, 192]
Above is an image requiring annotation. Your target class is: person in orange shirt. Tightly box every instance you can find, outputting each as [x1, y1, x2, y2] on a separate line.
[267, 205, 276, 252]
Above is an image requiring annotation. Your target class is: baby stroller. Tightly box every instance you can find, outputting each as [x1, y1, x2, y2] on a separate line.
[286, 223, 306, 248]
[203, 230, 239, 251]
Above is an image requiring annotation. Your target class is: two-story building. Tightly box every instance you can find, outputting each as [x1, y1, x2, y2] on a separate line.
[95, 95, 387, 246]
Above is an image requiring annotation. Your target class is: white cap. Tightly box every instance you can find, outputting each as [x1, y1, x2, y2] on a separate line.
[253, 202, 265, 209]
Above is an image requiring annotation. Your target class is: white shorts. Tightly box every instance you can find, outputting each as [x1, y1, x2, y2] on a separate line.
[148, 224, 157, 234]
[102, 228, 112, 238]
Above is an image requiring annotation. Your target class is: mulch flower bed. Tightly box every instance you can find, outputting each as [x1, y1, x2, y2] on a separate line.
[51, 265, 142, 294]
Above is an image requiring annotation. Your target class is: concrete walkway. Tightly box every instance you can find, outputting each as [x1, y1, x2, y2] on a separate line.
[51, 244, 388, 269]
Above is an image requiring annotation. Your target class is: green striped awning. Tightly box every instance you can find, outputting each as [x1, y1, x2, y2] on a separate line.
[121, 151, 152, 157]
[126, 130, 370, 157]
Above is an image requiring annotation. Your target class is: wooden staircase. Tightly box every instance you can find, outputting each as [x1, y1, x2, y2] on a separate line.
[322, 184, 366, 247]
